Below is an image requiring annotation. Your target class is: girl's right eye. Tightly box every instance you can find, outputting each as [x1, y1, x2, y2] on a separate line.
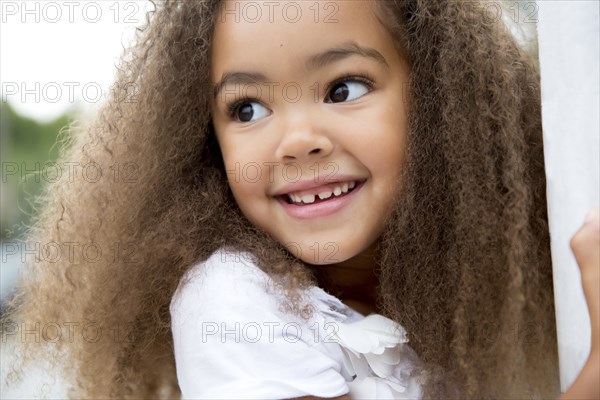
[227, 100, 271, 123]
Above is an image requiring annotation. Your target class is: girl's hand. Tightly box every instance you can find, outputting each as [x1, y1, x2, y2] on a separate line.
[561, 208, 600, 399]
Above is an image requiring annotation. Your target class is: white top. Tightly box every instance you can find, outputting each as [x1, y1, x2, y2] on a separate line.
[170, 248, 425, 399]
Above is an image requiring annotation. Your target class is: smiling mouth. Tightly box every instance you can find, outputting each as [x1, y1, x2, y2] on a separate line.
[279, 180, 364, 206]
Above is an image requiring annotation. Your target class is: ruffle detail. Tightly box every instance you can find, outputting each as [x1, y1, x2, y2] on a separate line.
[309, 287, 423, 399]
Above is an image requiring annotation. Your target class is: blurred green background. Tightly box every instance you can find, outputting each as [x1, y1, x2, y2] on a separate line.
[1, 102, 75, 241]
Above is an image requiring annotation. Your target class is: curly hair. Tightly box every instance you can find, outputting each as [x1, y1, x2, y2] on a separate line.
[1, 0, 559, 398]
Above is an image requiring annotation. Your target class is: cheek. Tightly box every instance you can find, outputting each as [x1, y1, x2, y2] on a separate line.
[362, 110, 408, 201]
[213, 124, 274, 223]
[227, 176, 269, 230]
[219, 139, 271, 210]
[358, 113, 408, 176]
[377, 98, 409, 170]
[218, 136, 252, 179]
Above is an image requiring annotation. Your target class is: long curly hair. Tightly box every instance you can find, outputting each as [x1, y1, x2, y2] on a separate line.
[1, 0, 559, 398]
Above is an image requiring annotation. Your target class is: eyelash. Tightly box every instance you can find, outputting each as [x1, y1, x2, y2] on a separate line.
[324, 72, 375, 99]
[225, 72, 376, 121]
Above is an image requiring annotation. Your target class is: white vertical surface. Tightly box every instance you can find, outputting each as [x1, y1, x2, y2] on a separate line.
[537, 0, 600, 392]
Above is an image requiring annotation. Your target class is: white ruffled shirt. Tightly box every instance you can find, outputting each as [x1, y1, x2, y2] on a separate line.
[170, 249, 424, 399]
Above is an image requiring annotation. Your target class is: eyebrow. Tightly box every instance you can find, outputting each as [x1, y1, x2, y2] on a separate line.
[213, 41, 388, 100]
[306, 41, 388, 70]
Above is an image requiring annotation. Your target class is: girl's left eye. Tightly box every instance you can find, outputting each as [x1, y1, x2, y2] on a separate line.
[325, 77, 374, 104]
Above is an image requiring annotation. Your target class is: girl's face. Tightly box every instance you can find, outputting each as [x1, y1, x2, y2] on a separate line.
[211, 0, 410, 265]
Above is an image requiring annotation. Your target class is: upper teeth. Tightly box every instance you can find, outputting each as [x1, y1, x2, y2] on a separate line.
[287, 181, 357, 204]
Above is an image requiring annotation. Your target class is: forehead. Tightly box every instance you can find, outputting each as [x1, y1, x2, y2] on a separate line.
[211, 0, 393, 79]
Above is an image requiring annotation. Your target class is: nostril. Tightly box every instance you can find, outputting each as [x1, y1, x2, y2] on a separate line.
[309, 148, 321, 155]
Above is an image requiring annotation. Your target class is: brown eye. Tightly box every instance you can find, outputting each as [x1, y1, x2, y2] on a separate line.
[237, 104, 254, 122]
[229, 101, 270, 123]
[329, 83, 350, 103]
[325, 79, 372, 104]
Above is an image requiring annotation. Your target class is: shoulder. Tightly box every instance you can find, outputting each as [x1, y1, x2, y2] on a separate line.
[169, 249, 350, 398]
[170, 248, 280, 322]
[175, 248, 270, 293]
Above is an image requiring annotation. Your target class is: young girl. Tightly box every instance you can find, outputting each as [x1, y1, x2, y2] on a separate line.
[2, 0, 599, 399]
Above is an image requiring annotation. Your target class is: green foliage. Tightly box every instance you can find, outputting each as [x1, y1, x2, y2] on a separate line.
[1, 102, 75, 240]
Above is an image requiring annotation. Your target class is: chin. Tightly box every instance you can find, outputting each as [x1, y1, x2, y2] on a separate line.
[291, 243, 361, 266]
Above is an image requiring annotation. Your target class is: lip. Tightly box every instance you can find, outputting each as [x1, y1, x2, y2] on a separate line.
[276, 179, 365, 219]
[272, 175, 366, 197]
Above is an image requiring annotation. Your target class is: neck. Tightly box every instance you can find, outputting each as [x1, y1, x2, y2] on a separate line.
[313, 242, 381, 315]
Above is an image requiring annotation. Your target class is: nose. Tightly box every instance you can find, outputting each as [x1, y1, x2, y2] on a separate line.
[274, 114, 334, 161]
